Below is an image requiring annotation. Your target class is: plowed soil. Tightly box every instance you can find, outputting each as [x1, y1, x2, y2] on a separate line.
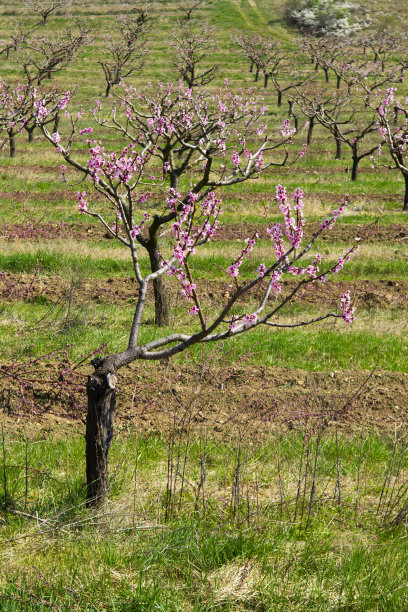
[1, 363, 408, 440]
[2, 272, 407, 310]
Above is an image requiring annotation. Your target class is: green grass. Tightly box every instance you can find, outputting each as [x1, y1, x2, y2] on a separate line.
[1, 298, 407, 372]
[2, 429, 408, 610]
[1, 1, 408, 607]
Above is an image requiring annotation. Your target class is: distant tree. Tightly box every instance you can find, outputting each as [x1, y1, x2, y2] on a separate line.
[99, 15, 150, 97]
[179, 0, 207, 22]
[27, 0, 72, 24]
[171, 21, 217, 88]
[0, 81, 65, 156]
[296, 85, 383, 176]
[285, 0, 367, 37]
[0, 20, 36, 61]
[359, 31, 400, 71]
[22, 22, 91, 86]
[374, 87, 408, 211]
[233, 31, 281, 87]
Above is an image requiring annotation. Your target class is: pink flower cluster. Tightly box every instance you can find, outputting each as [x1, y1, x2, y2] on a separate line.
[162, 189, 223, 312]
[275, 185, 305, 248]
[339, 290, 355, 324]
[76, 191, 88, 213]
[227, 232, 259, 279]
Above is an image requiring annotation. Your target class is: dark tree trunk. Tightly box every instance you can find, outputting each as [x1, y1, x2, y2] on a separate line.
[53, 115, 60, 133]
[294, 115, 298, 131]
[85, 360, 117, 507]
[105, 82, 112, 97]
[277, 91, 282, 108]
[306, 116, 314, 145]
[315, 62, 319, 72]
[264, 73, 269, 88]
[255, 68, 259, 82]
[334, 126, 342, 159]
[8, 132, 15, 158]
[404, 174, 408, 211]
[324, 67, 329, 83]
[351, 154, 359, 181]
[288, 99, 294, 117]
[336, 75, 341, 89]
[27, 126, 35, 143]
[249, 60, 254, 73]
[148, 245, 170, 327]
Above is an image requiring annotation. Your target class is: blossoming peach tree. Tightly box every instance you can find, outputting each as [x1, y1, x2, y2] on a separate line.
[33, 83, 359, 506]
[374, 87, 408, 211]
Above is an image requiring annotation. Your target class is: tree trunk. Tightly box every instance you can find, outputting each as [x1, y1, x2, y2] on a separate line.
[306, 116, 314, 146]
[8, 132, 15, 158]
[249, 60, 254, 73]
[85, 361, 117, 507]
[277, 91, 282, 108]
[27, 126, 35, 143]
[351, 155, 359, 181]
[336, 75, 341, 89]
[334, 127, 342, 159]
[105, 82, 112, 97]
[404, 174, 408, 211]
[264, 73, 269, 88]
[255, 68, 259, 82]
[288, 99, 294, 117]
[148, 245, 170, 326]
[324, 67, 329, 83]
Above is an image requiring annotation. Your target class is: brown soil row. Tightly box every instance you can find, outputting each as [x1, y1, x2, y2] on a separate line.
[1, 273, 407, 310]
[2, 363, 408, 440]
[2, 219, 407, 245]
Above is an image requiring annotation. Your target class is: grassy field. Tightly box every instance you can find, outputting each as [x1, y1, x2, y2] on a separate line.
[1, 0, 408, 609]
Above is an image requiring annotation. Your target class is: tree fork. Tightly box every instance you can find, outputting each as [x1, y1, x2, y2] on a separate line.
[85, 359, 117, 507]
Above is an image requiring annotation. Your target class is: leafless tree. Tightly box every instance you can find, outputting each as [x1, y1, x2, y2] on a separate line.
[360, 31, 400, 71]
[179, 0, 207, 22]
[296, 85, 383, 178]
[22, 22, 91, 86]
[171, 22, 217, 88]
[0, 20, 37, 60]
[99, 16, 150, 97]
[233, 31, 280, 86]
[27, 0, 72, 24]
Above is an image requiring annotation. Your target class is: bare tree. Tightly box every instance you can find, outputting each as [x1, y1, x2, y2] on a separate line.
[0, 20, 36, 61]
[99, 16, 150, 97]
[233, 31, 280, 86]
[171, 22, 217, 88]
[27, 0, 72, 24]
[360, 31, 401, 71]
[297, 85, 383, 179]
[179, 0, 207, 21]
[22, 22, 91, 86]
